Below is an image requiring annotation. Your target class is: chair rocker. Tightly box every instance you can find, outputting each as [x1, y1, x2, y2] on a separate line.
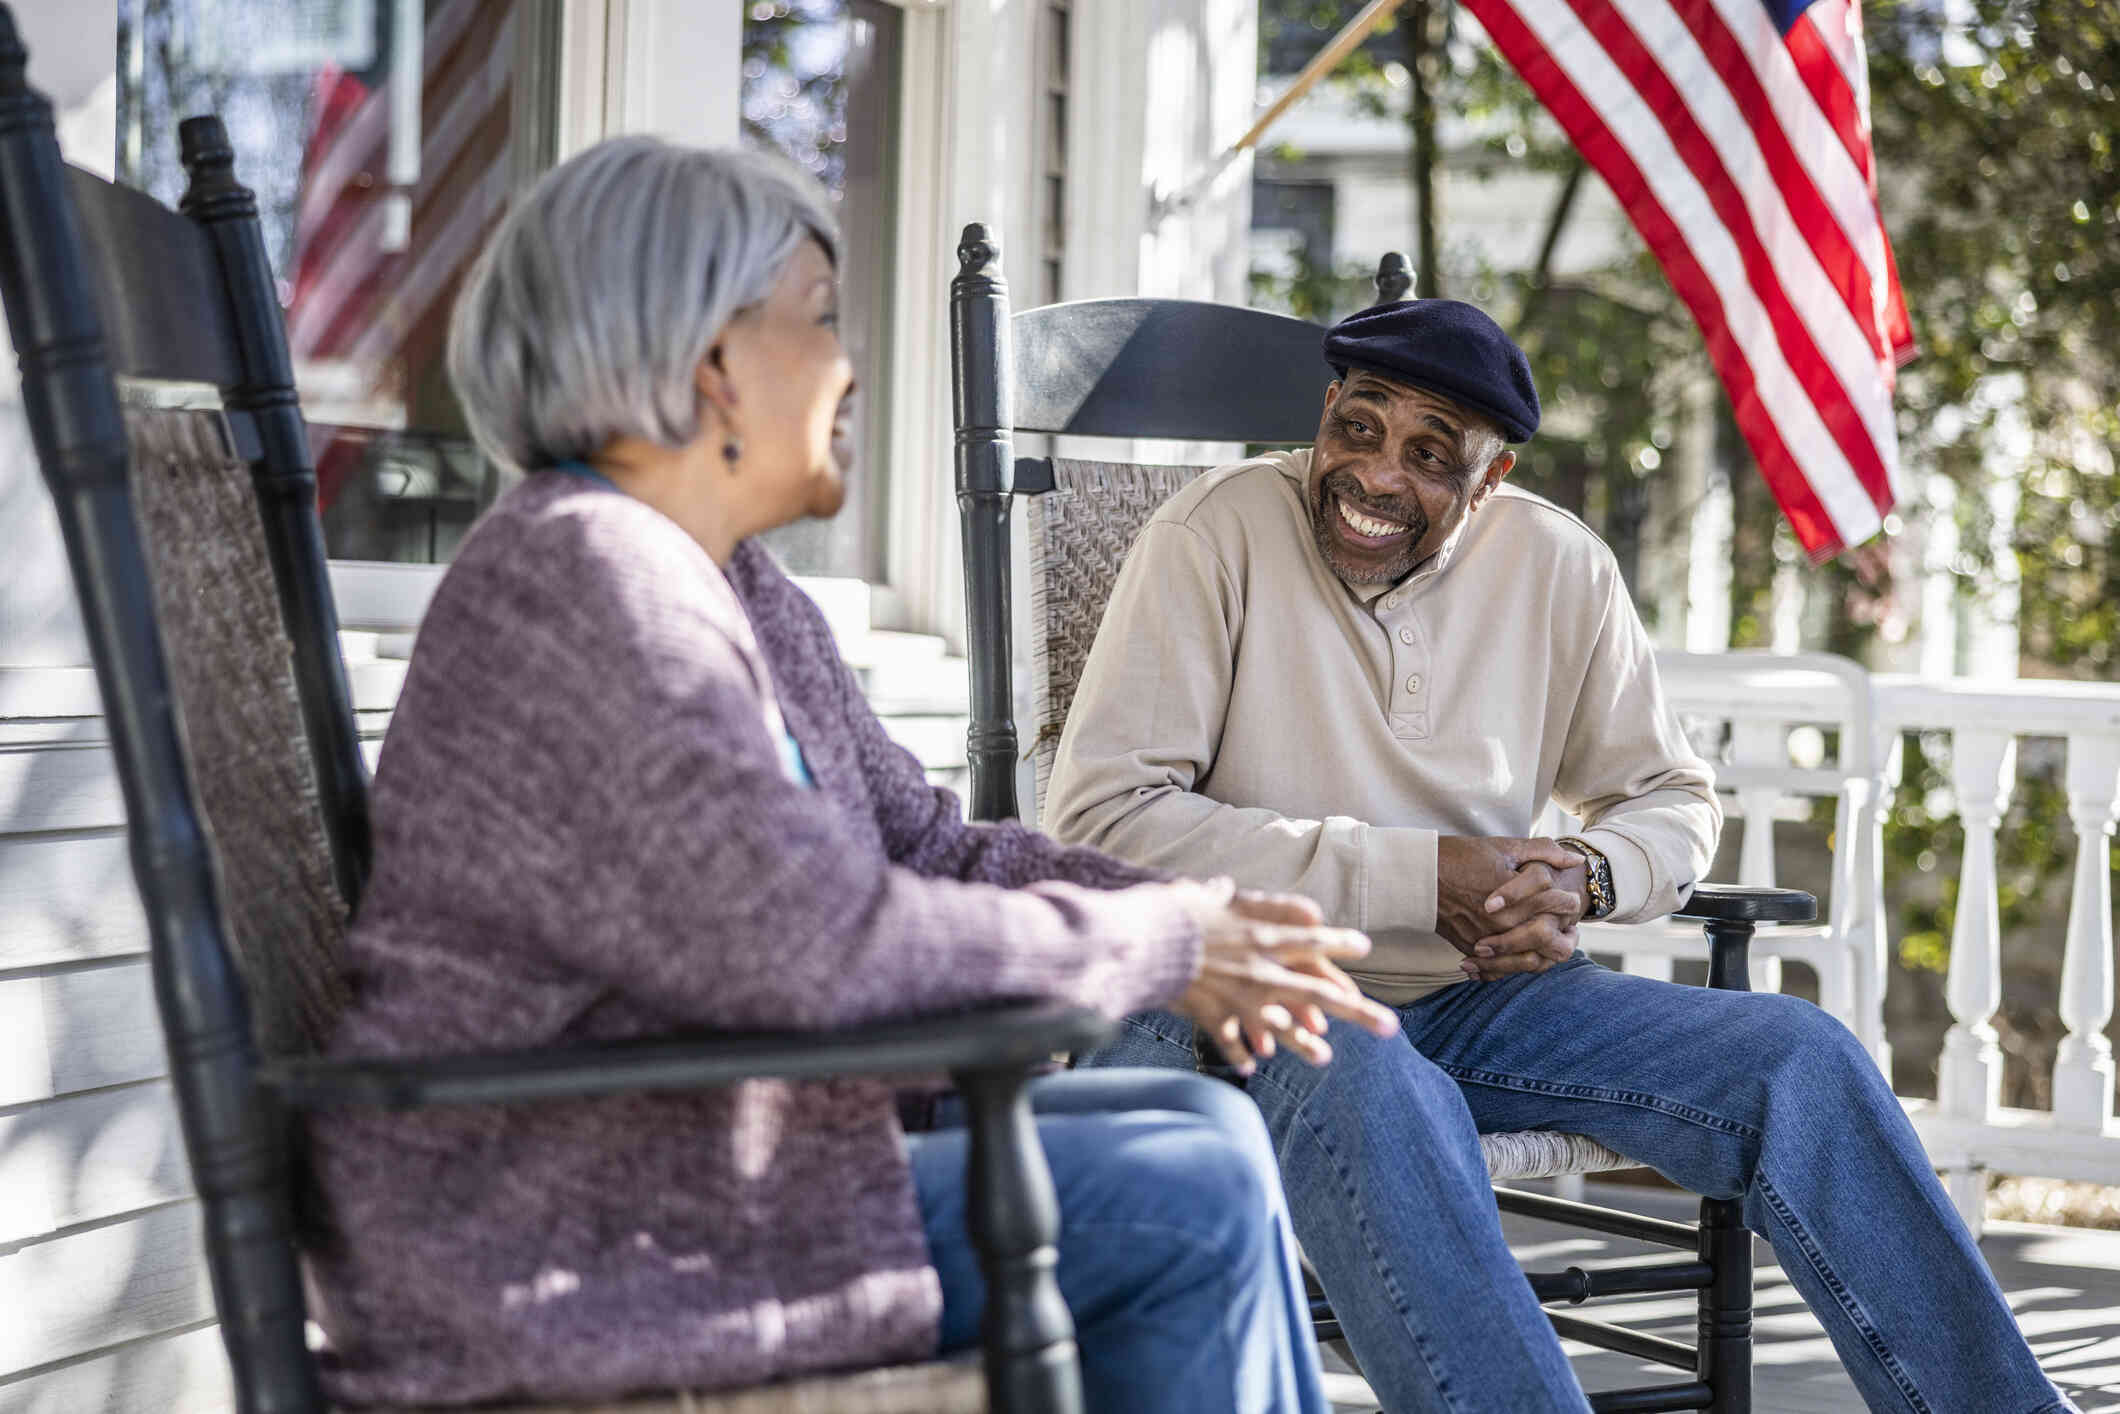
[945, 222, 1817, 1414]
[0, 14, 1106, 1413]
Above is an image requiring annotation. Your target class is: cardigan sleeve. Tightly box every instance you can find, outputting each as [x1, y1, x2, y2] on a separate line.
[559, 591, 1199, 1031]
[748, 543, 1172, 893]
[832, 639, 1174, 892]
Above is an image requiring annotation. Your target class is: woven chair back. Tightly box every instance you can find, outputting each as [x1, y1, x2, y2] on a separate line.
[128, 404, 352, 1058]
[1023, 459, 1212, 809]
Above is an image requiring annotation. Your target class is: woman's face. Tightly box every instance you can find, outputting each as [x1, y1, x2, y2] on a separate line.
[716, 237, 855, 527]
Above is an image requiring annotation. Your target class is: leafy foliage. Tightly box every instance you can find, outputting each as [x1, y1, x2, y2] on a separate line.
[1867, 0, 2120, 678]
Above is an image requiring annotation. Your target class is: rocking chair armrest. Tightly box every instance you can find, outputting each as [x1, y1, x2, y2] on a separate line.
[1670, 882, 1816, 993]
[259, 1000, 1116, 1112]
[1672, 882, 1816, 925]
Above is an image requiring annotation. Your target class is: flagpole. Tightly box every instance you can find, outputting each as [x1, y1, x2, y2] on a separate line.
[1153, 0, 1406, 222]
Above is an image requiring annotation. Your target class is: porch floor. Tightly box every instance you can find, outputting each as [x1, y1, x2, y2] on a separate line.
[1320, 1179, 2120, 1413]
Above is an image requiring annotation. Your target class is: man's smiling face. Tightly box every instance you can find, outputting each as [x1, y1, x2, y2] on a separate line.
[1306, 369, 1516, 586]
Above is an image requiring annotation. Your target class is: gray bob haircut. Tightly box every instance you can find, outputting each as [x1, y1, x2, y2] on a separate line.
[447, 137, 839, 472]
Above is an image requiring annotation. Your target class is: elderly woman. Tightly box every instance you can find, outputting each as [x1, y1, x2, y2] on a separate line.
[304, 137, 1398, 1413]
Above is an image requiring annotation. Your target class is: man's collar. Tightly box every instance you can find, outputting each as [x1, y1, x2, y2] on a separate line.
[1274, 446, 1471, 602]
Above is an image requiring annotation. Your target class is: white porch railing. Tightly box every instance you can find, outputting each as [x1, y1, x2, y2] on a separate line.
[1594, 653, 2120, 1231]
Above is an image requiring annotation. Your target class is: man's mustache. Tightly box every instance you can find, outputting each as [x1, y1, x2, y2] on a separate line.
[1317, 472, 1426, 535]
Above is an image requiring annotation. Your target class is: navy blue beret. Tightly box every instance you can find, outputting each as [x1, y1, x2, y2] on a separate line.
[1322, 300, 1541, 443]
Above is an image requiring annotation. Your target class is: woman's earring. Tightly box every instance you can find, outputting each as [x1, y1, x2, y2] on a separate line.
[722, 438, 742, 470]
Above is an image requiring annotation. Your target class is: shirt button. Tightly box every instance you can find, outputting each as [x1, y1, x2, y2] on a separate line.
[1398, 628, 1415, 645]
[1384, 594, 1401, 610]
[1405, 674, 1423, 694]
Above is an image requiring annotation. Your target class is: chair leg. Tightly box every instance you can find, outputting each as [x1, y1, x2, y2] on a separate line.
[1699, 916, 1754, 1413]
[1697, 1196, 1752, 1414]
[955, 1064, 1082, 1414]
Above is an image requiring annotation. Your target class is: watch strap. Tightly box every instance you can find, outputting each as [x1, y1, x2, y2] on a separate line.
[1556, 836, 1616, 921]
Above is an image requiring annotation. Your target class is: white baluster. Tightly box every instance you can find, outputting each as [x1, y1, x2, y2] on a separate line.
[1732, 720, 1785, 993]
[2053, 732, 2120, 1133]
[1815, 782, 1863, 1032]
[1939, 729, 2016, 1128]
[1851, 727, 1903, 1074]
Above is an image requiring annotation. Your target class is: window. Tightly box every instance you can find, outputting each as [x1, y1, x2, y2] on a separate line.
[741, 0, 903, 581]
[117, 0, 563, 563]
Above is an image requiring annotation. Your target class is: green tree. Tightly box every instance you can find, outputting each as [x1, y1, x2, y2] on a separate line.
[1867, 0, 2120, 677]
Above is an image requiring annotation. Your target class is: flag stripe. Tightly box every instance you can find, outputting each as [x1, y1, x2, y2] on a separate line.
[1782, 8, 1872, 182]
[1709, 0, 1912, 364]
[1678, 0, 1889, 362]
[294, 81, 387, 247]
[290, 198, 390, 354]
[1461, 0, 1909, 556]
[289, 0, 519, 385]
[1533, 0, 1887, 533]
[1576, 0, 1899, 516]
[1781, 5, 1916, 360]
[1466, 0, 1879, 554]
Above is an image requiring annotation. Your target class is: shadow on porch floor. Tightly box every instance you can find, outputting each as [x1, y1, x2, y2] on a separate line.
[1320, 1180, 2120, 1413]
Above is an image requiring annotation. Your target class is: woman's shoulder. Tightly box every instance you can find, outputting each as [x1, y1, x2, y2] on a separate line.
[419, 475, 764, 703]
[452, 474, 707, 592]
[723, 539, 828, 639]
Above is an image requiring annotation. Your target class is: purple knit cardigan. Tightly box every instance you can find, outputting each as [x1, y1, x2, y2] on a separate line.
[305, 474, 1200, 1406]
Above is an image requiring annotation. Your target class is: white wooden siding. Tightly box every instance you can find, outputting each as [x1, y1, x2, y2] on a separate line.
[0, 653, 390, 1413]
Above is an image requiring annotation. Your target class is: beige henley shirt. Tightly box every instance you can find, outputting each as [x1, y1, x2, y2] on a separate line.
[1043, 448, 1723, 1004]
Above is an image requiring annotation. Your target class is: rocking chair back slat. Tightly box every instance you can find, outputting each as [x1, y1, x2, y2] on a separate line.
[1012, 297, 1333, 442]
[62, 164, 244, 386]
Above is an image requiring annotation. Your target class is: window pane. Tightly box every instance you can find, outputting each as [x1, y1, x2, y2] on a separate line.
[742, 0, 902, 581]
[116, 0, 561, 563]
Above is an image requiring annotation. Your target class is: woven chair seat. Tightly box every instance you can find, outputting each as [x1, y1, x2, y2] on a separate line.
[1481, 1129, 1639, 1182]
[344, 1360, 984, 1414]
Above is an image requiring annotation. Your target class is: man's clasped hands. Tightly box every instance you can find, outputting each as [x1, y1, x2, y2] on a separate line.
[1436, 836, 1590, 982]
[1162, 837, 1594, 1078]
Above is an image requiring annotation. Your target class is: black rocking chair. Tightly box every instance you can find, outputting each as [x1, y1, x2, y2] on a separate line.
[946, 222, 1817, 1414]
[0, 13, 1103, 1414]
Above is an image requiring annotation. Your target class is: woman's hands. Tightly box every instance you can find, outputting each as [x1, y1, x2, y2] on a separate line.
[1168, 879, 1400, 1076]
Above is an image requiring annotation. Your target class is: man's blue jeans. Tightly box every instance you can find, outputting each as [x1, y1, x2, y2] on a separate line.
[908, 1068, 1332, 1414]
[1084, 955, 2075, 1414]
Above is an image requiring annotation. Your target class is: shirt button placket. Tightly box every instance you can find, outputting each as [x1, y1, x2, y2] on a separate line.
[1385, 599, 1430, 740]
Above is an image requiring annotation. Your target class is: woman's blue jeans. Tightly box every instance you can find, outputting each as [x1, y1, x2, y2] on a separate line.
[908, 1068, 1331, 1414]
[1084, 955, 2077, 1414]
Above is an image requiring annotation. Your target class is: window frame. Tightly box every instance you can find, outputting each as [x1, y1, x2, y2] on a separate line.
[337, 0, 963, 638]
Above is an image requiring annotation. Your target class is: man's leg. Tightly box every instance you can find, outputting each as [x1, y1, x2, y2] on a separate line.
[1074, 1006, 1199, 1071]
[1244, 1018, 1594, 1414]
[1403, 955, 2074, 1414]
[909, 1068, 1331, 1414]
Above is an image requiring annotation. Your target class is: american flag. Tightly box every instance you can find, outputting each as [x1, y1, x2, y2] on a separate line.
[1460, 0, 1916, 560]
[287, 1, 519, 506]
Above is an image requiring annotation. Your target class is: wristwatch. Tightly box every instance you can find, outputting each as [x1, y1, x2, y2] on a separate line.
[1555, 837, 1615, 921]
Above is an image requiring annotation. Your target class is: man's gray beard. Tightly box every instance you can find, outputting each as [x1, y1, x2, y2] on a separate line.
[1310, 481, 1429, 585]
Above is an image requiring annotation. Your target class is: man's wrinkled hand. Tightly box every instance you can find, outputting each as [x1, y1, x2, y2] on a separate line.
[1435, 837, 1588, 982]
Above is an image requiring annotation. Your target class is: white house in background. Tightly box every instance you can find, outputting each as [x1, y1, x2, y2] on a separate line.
[0, 2, 1256, 1407]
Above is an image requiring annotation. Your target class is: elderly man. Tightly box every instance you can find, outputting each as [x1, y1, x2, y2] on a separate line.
[1048, 301, 2073, 1413]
